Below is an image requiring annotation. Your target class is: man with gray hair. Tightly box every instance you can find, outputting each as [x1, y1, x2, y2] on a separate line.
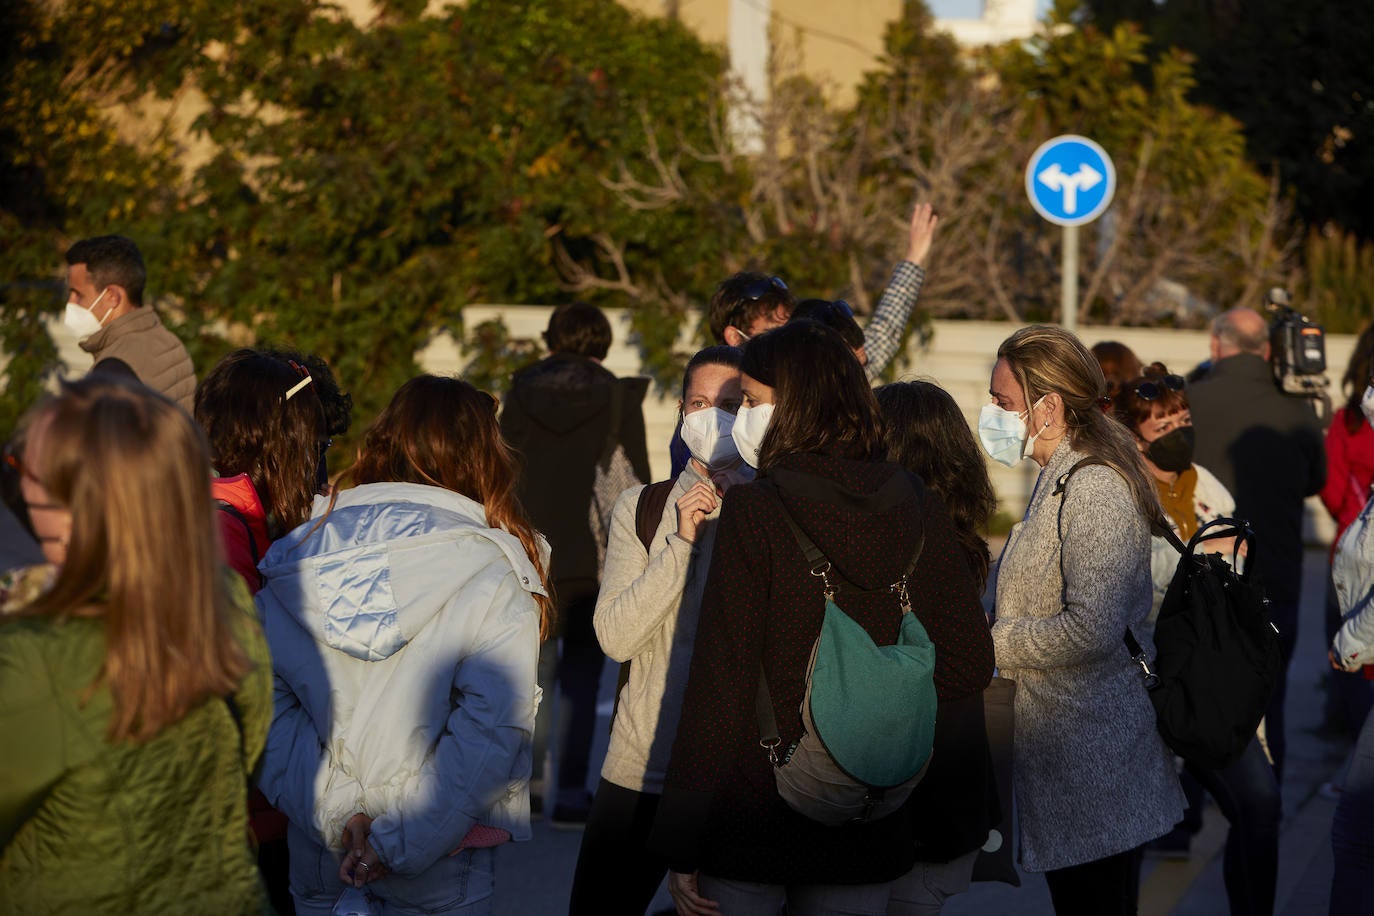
[1190, 306, 1325, 781]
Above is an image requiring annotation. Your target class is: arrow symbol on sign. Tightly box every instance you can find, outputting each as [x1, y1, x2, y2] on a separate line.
[1037, 162, 1103, 215]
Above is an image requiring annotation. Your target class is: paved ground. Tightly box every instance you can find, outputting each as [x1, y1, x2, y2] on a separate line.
[493, 548, 1353, 915]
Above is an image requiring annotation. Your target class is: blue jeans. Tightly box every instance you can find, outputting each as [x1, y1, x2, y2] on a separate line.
[887, 849, 979, 915]
[698, 874, 893, 916]
[1186, 737, 1280, 916]
[530, 594, 605, 807]
[1331, 707, 1374, 912]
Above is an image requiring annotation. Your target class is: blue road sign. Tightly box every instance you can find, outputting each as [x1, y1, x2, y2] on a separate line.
[1025, 135, 1116, 227]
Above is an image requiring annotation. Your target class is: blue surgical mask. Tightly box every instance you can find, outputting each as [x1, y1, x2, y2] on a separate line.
[977, 396, 1045, 467]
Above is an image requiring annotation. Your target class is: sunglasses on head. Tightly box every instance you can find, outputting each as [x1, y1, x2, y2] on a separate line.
[1134, 375, 1186, 401]
[739, 275, 788, 301]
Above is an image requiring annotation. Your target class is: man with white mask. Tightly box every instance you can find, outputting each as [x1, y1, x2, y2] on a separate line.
[64, 235, 195, 412]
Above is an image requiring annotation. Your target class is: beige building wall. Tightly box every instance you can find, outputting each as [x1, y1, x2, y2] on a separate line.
[624, 0, 1039, 106]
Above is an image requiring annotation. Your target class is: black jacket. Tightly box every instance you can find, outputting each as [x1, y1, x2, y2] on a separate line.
[651, 452, 995, 883]
[500, 353, 651, 602]
[1189, 353, 1325, 614]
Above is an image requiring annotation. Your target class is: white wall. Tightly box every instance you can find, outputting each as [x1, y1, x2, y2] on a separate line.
[44, 308, 1354, 544]
[422, 308, 1356, 545]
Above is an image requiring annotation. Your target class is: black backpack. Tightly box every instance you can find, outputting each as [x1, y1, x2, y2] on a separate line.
[1056, 461, 1281, 771]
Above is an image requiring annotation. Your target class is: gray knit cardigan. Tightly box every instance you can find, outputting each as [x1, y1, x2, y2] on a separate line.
[992, 440, 1185, 873]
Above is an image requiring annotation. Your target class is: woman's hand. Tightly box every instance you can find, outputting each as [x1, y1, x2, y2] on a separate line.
[339, 813, 386, 887]
[675, 482, 720, 543]
[668, 870, 720, 915]
[1331, 647, 1361, 673]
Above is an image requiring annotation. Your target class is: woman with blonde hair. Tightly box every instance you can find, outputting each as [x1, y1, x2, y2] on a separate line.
[980, 325, 1183, 914]
[0, 377, 271, 914]
[256, 375, 552, 915]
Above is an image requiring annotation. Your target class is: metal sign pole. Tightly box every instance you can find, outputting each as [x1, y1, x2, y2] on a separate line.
[1062, 224, 1078, 333]
[1026, 135, 1114, 335]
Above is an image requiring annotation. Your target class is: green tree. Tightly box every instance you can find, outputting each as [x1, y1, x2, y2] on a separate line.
[990, 0, 1288, 323]
[0, 0, 193, 438]
[1081, 0, 1374, 242]
[1, 0, 730, 439]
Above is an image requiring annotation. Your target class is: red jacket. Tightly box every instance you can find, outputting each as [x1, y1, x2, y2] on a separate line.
[213, 474, 271, 594]
[211, 474, 285, 843]
[1321, 407, 1374, 543]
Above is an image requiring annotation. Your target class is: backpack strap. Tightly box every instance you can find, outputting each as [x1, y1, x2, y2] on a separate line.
[216, 499, 261, 565]
[612, 478, 678, 727]
[754, 477, 927, 760]
[763, 478, 926, 601]
[634, 479, 676, 552]
[1052, 458, 1159, 689]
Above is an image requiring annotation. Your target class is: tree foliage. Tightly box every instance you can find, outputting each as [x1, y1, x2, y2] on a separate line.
[1, 0, 1312, 445]
[1080, 0, 1374, 243]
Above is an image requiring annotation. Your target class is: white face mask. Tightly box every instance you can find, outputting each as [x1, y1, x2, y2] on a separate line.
[62, 288, 110, 341]
[977, 396, 1045, 467]
[1361, 384, 1374, 429]
[731, 403, 774, 468]
[680, 407, 739, 469]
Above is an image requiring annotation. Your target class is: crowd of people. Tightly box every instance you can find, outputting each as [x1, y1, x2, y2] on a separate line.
[1, 225, 1371, 916]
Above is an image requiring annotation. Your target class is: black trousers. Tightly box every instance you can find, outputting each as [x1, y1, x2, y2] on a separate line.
[1043, 846, 1144, 916]
[568, 779, 669, 916]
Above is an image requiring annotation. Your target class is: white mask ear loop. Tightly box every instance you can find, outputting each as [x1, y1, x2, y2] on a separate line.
[1021, 395, 1049, 458]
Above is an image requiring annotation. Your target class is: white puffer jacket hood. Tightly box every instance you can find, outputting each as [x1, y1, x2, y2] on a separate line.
[260, 482, 547, 660]
[255, 482, 548, 876]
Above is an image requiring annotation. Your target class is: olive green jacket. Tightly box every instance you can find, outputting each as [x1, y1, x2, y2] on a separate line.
[0, 585, 272, 914]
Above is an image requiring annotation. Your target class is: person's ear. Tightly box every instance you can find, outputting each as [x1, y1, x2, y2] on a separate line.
[1209, 335, 1221, 364]
[1042, 392, 1063, 427]
[723, 326, 747, 348]
[105, 284, 137, 318]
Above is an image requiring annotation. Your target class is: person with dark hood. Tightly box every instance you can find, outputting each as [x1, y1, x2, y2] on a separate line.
[499, 302, 651, 826]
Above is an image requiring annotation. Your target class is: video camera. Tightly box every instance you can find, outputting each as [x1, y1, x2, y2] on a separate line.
[1265, 287, 1328, 400]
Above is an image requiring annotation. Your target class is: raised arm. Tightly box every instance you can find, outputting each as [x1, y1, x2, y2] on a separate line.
[863, 202, 938, 380]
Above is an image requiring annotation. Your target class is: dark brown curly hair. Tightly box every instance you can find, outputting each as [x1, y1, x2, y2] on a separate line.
[876, 380, 997, 588]
[194, 349, 326, 539]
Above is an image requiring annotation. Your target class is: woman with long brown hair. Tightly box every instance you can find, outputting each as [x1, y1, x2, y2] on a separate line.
[0, 377, 271, 914]
[652, 321, 994, 914]
[876, 379, 1000, 913]
[255, 375, 551, 915]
